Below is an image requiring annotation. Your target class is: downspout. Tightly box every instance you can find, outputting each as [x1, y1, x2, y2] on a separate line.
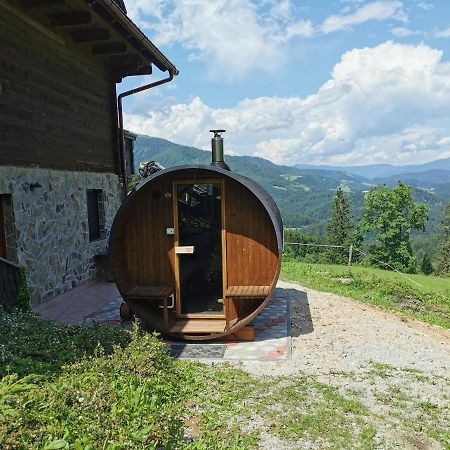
[117, 71, 174, 196]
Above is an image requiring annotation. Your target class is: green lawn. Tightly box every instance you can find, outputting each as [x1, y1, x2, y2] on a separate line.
[281, 257, 450, 328]
[1, 312, 449, 449]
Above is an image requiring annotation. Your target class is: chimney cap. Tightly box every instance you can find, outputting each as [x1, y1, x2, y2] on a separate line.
[210, 129, 226, 137]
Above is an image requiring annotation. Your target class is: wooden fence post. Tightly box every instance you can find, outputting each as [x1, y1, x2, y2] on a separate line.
[347, 244, 353, 273]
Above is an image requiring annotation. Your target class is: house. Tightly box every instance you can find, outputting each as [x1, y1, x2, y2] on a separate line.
[0, 0, 177, 305]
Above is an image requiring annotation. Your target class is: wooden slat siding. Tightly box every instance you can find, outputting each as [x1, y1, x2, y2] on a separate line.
[148, 193, 155, 283]
[164, 178, 174, 284]
[225, 182, 238, 321]
[243, 191, 251, 285]
[0, 258, 20, 309]
[138, 198, 145, 286]
[128, 205, 139, 285]
[256, 210, 264, 285]
[225, 178, 277, 287]
[0, 15, 107, 91]
[124, 179, 176, 290]
[125, 207, 133, 285]
[151, 184, 160, 282]
[148, 186, 157, 283]
[165, 177, 174, 283]
[0, 6, 117, 173]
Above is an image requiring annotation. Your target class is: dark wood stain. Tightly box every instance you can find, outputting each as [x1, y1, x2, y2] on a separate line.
[0, 5, 118, 173]
[110, 168, 281, 340]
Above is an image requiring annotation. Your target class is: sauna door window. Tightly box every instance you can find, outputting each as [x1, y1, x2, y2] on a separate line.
[176, 182, 224, 315]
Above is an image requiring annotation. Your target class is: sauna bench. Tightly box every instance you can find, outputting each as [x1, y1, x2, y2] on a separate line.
[125, 286, 174, 299]
[225, 286, 270, 298]
[125, 286, 174, 326]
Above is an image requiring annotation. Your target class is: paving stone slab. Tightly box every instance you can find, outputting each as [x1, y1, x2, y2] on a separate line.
[37, 281, 292, 361]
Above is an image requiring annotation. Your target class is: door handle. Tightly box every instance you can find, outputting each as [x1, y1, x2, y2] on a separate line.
[175, 246, 195, 254]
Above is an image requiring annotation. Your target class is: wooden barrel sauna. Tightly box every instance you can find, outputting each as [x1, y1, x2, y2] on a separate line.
[109, 165, 283, 340]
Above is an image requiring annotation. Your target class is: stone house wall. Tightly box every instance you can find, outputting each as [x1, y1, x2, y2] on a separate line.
[0, 166, 122, 305]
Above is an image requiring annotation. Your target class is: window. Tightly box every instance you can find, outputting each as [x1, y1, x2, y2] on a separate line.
[0, 194, 17, 261]
[124, 137, 134, 180]
[86, 189, 105, 241]
[0, 196, 6, 258]
[123, 130, 136, 181]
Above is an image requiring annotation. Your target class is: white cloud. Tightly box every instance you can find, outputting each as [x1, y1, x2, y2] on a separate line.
[390, 27, 421, 37]
[127, 1, 407, 79]
[125, 42, 450, 165]
[435, 27, 450, 38]
[320, 1, 407, 34]
[417, 2, 434, 11]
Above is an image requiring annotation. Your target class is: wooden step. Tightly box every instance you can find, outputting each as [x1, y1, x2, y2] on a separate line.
[168, 319, 226, 334]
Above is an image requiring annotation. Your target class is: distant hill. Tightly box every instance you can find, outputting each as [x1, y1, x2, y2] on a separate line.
[295, 157, 450, 181]
[374, 169, 450, 188]
[133, 135, 450, 231]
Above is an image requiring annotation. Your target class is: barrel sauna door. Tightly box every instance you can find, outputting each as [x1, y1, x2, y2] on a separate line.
[174, 180, 225, 317]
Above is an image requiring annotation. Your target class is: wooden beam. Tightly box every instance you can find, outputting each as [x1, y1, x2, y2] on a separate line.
[124, 66, 152, 76]
[107, 54, 142, 67]
[111, 64, 152, 82]
[72, 29, 111, 43]
[93, 42, 127, 56]
[49, 11, 91, 27]
[21, 0, 66, 8]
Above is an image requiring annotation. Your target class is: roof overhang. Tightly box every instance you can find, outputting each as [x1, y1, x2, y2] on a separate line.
[9, 0, 178, 82]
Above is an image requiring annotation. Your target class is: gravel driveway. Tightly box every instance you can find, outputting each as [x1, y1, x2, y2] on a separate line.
[261, 280, 450, 377]
[241, 280, 450, 449]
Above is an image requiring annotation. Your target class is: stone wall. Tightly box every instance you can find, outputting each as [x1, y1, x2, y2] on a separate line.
[0, 166, 122, 305]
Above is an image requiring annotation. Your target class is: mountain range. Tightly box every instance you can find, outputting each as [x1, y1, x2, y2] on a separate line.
[295, 158, 450, 182]
[133, 135, 450, 232]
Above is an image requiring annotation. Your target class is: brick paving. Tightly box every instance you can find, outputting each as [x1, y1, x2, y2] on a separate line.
[33, 280, 291, 361]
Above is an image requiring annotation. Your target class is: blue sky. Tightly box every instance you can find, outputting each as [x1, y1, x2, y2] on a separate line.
[120, 0, 450, 167]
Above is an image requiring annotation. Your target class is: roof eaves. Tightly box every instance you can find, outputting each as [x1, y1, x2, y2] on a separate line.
[90, 0, 179, 75]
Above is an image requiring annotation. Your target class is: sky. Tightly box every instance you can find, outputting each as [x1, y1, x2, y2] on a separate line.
[119, 0, 450, 167]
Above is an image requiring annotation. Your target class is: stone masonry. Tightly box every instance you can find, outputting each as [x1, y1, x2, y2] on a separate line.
[0, 166, 122, 305]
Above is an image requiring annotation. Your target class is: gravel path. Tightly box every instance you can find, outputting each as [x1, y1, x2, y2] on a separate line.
[240, 280, 450, 450]
[244, 280, 450, 378]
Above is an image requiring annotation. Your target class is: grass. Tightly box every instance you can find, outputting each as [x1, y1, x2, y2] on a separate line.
[281, 257, 450, 328]
[1, 311, 449, 448]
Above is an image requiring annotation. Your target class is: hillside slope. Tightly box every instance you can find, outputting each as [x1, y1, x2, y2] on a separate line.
[134, 135, 368, 229]
[133, 135, 450, 231]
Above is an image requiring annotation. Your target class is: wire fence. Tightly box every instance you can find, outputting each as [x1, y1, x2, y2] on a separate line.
[283, 241, 422, 287]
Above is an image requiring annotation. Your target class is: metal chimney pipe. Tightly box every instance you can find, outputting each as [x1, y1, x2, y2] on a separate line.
[210, 129, 230, 171]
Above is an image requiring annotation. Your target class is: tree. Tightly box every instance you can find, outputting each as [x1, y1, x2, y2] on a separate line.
[358, 182, 428, 273]
[420, 254, 433, 275]
[435, 202, 450, 275]
[325, 187, 355, 264]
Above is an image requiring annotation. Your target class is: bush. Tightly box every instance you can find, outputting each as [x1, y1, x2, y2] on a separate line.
[421, 254, 433, 275]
